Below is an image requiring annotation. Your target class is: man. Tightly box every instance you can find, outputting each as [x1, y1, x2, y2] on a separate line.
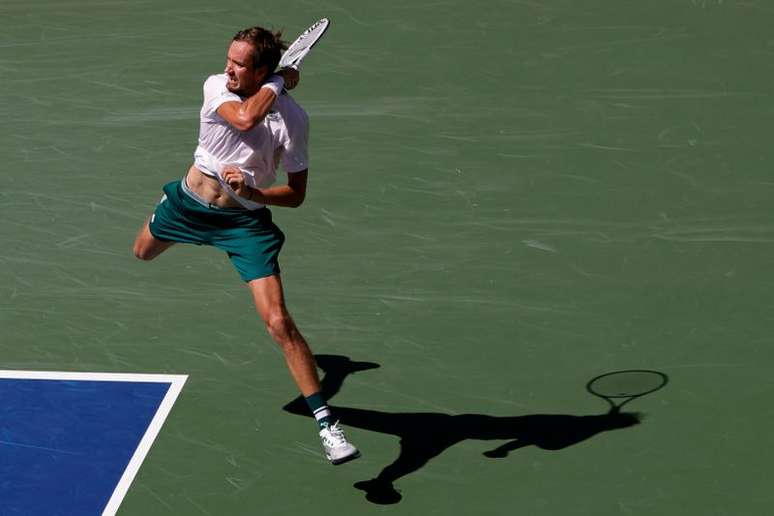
[132, 26, 359, 465]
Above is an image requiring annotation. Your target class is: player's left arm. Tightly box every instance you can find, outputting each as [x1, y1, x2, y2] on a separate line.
[221, 167, 307, 208]
[251, 170, 308, 208]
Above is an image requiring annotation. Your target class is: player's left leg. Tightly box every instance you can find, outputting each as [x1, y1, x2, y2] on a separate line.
[133, 218, 175, 260]
[248, 274, 360, 464]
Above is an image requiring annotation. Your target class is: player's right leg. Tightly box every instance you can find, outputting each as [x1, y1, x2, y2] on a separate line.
[248, 274, 361, 465]
[133, 217, 174, 260]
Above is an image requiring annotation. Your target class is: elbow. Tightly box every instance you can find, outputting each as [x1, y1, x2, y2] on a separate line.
[231, 110, 259, 131]
[233, 117, 257, 132]
[289, 191, 306, 208]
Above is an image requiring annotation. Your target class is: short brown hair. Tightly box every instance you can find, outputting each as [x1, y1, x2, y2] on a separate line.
[232, 27, 287, 72]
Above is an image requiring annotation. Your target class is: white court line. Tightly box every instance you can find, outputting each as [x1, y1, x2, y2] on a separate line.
[0, 370, 188, 516]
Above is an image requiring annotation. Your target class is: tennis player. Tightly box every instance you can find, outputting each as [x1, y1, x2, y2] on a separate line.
[132, 26, 359, 465]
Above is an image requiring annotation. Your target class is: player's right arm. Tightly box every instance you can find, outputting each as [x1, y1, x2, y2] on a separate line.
[216, 85, 278, 132]
[216, 69, 301, 132]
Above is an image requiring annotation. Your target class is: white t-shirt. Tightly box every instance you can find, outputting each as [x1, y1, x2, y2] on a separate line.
[193, 73, 309, 209]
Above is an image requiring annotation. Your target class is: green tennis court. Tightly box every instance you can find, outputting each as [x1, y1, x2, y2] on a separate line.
[1, 0, 772, 514]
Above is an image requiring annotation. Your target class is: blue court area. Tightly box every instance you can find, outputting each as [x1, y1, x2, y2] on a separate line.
[0, 377, 175, 516]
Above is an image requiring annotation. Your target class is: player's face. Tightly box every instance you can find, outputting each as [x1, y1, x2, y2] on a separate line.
[224, 40, 267, 95]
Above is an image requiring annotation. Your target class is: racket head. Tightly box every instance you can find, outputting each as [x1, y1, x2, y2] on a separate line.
[279, 18, 330, 70]
[586, 369, 668, 399]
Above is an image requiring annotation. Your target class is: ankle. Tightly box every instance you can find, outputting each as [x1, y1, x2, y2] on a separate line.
[304, 391, 334, 430]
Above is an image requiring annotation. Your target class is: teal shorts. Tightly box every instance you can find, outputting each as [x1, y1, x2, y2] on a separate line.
[149, 180, 285, 282]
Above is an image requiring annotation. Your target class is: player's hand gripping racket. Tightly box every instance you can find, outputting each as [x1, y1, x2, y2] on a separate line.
[279, 18, 330, 71]
[586, 370, 668, 414]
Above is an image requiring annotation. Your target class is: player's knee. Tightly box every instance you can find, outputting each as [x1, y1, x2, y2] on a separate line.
[264, 311, 295, 342]
[133, 242, 155, 261]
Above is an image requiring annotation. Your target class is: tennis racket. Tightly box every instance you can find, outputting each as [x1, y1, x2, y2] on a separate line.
[279, 18, 330, 70]
[586, 370, 668, 413]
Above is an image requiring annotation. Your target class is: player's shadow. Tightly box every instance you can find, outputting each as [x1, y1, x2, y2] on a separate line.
[283, 355, 643, 505]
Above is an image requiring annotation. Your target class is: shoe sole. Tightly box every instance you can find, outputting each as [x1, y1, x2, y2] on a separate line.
[328, 450, 361, 466]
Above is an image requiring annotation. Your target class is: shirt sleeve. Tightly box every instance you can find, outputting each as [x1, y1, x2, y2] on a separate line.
[201, 75, 242, 122]
[277, 95, 310, 173]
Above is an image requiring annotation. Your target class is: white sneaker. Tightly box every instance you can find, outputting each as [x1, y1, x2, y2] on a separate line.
[319, 421, 360, 465]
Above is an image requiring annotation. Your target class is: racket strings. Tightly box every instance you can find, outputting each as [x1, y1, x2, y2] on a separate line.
[279, 19, 329, 69]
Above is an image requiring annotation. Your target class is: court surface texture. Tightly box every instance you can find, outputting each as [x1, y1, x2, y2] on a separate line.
[1, 1, 771, 514]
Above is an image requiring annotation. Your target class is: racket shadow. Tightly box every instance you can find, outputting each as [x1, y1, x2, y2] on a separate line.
[586, 369, 669, 414]
[283, 355, 654, 505]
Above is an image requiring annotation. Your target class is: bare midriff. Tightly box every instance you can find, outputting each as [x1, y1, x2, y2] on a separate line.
[185, 165, 246, 209]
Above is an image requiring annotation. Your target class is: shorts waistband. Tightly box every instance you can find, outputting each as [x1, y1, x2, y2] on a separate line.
[179, 177, 267, 214]
[180, 175, 212, 208]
